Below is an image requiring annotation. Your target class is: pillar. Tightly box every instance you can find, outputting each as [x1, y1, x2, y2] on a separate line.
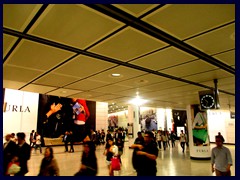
[186, 104, 211, 159]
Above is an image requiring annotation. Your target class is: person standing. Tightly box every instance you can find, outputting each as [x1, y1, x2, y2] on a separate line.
[35, 132, 42, 154]
[29, 130, 35, 148]
[3, 134, 17, 176]
[211, 135, 232, 176]
[161, 131, 167, 151]
[106, 130, 112, 142]
[14, 132, 31, 176]
[68, 131, 74, 153]
[131, 131, 144, 171]
[131, 131, 158, 176]
[170, 131, 176, 148]
[38, 147, 60, 176]
[179, 130, 186, 153]
[156, 130, 162, 150]
[62, 131, 69, 152]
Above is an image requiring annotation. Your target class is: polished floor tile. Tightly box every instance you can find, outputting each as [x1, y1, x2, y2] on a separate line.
[26, 140, 235, 176]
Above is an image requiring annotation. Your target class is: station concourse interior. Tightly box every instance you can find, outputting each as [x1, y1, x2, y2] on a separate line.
[3, 4, 235, 176]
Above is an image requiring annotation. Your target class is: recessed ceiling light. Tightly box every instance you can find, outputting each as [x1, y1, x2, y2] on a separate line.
[111, 73, 121, 77]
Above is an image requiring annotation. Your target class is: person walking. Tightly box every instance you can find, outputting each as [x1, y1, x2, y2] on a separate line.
[74, 141, 98, 176]
[131, 131, 158, 176]
[38, 147, 60, 176]
[3, 134, 17, 176]
[179, 130, 186, 153]
[14, 132, 31, 176]
[211, 135, 232, 176]
[104, 138, 118, 176]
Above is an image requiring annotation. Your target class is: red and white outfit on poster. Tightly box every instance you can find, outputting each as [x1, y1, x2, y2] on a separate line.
[73, 99, 90, 125]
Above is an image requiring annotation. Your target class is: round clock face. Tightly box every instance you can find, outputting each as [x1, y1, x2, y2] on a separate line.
[200, 94, 215, 109]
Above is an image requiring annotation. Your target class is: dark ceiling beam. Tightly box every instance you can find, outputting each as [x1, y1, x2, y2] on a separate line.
[85, 4, 235, 75]
[3, 27, 235, 96]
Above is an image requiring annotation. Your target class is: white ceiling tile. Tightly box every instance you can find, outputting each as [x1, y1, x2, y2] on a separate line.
[29, 4, 123, 49]
[3, 34, 18, 58]
[3, 65, 44, 83]
[130, 47, 196, 70]
[213, 50, 235, 66]
[141, 80, 187, 91]
[53, 55, 116, 78]
[117, 73, 168, 87]
[113, 4, 159, 17]
[3, 80, 27, 90]
[89, 27, 167, 61]
[68, 91, 106, 99]
[184, 69, 234, 83]
[201, 76, 235, 87]
[88, 66, 146, 84]
[3, 4, 42, 31]
[143, 4, 235, 39]
[34, 73, 79, 87]
[186, 23, 235, 54]
[46, 88, 82, 97]
[160, 60, 217, 77]
[65, 79, 110, 91]
[21, 84, 57, 94]
[94, 84, 132, 93]
[6, 39, 75, 71]
[93, 94, 123, 101]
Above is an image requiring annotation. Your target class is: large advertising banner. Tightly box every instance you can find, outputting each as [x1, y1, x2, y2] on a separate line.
[139, 107, 157, 131]
[3, 88, 39, 138]
[187, 105, 211, 159]
[37, 94, 96, 142]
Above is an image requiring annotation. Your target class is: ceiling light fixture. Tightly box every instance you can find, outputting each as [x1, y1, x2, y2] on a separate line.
[129, 92, 148, 106]
[111, 73, 121, 77]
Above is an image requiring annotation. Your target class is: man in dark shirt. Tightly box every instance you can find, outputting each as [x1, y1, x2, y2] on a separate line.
[131, 131, 158, 176]
[14, 132, 31, 176]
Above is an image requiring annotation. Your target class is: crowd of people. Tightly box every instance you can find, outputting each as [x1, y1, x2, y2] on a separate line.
[3, 129, 232, 176]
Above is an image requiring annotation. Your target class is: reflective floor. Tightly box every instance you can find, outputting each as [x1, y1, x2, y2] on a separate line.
[26, 139, 235, 176]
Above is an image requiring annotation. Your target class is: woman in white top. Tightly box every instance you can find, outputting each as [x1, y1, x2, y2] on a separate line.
[104, 138, 118, 176]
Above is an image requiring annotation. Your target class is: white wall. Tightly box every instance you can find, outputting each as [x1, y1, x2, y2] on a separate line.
[207, 110, 235, 144]
[95, 102, 108, 131]
[3, 88, 39, 143]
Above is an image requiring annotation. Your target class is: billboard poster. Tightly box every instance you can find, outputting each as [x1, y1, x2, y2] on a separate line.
[187, 105, 211, 159]
[139, 107, 157, 131]
[37, 94, 96, 142]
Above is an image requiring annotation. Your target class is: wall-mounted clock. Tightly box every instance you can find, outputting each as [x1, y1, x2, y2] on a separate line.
[200, 94, 215, 109]
[199, 90, 216, 110]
